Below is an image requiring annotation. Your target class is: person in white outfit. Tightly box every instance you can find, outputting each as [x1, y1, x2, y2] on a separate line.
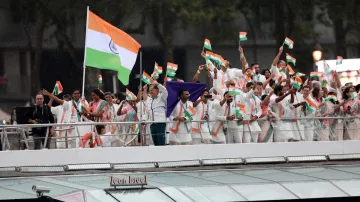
[169, 90, 194, 145]
[212, 92, 242, 144]
[42, 88, 88, 148]
[192, 89, 213, 144]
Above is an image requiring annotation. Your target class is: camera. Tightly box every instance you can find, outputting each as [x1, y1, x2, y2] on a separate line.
[204, 95, 212, 99]
[32, 185, 51, 196]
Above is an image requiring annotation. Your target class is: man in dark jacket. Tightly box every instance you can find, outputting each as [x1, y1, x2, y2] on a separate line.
[28, 94, 55, 150]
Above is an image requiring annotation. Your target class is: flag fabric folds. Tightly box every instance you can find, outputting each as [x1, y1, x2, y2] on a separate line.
[235, 104, 246, 119]
[310, 72, 322, 79]
[204, 39, 212, 50]
[126, 88, 137, 100]
[142, 72, 151, 85]
[239, 32, 247, 41]
[84, 10, 141, 85]
[284, 37, 294, 49]
[293, 77, 303, 89]
[53, 81, 63, 96]
[305, 97, 317, 113]
[286, 53, 296, 65]
[167, 62, 178, 77]
[166, 81, 206, 117]
[154, 62, 163, 74]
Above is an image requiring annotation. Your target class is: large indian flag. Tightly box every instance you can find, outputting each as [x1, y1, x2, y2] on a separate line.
[84, 10, 141, 85]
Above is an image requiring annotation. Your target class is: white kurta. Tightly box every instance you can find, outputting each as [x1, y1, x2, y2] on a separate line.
[269, 95, 293, 142]
[191, 100, 213, 144]
[169, 101, 193, 144]
[242, 90, 262, 143]
[211, 102, 233, 143]
[51, 105, 67, 149]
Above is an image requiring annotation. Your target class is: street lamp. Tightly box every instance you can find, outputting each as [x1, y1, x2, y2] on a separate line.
[312, 43, 322, 72]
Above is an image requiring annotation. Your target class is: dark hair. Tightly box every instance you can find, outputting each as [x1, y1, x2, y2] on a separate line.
[261, 94, 268, 101]
[269, 79, 276, 87]
[262, 69, 270, 75]
[104, 92, 112, 97]
[201, 89, 209, 95]
[303, 85, 311, 90]
[274, 85, 283, 95]
[92, 89, 105, 100]
[63, 94, 71, 99]
[150, 84, 159, 90]
[312, 87, 320, 98]
[246, 82, 254, 88]
[355, 84, 360, 93]
[342, 87, 351, 100]
[250, 63, 259, 68]
[179, 89, 188, 97]
[95, 125, 105, 134]
[256, 82, 263, 86]
[114, 92, 125, 101]
[224, 91, 229, 97]
[72, 88, 80, 94]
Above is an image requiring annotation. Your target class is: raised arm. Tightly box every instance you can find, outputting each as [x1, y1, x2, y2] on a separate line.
[192, 65, 204, 83]
[263, 74, 274, 88]
[239, 46, 247, 74]
[275, 91, 291, 103]
[152, 79, 168, 100]
[272, 46, 284, 66]
[41, 89, 64, 105]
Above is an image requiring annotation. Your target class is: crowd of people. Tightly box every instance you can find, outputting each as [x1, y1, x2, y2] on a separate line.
[26, 45, 360, 149]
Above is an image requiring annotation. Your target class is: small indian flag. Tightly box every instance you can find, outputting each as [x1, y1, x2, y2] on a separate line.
[324, 60, 331, 75]
[98, 74, 102, 84]
[228, 88, 242, 96]
[239, 32, 247, 41]
[310, 72, 322, 78]
[151, 71, 159, 79]
[142, 71, 151, 85]
[286, 53, 296, 65]
[305, 97, 318, 113]
[184, 106, 196, 121]
[296, 72, 306, 77]
[336, 56, 343, 65]
[235, 103, 246, 119]
[325, 95, 337, 103]
[204, 38, 212, 50]
[154, 62, 163, 74]
[53, 81, 63, 96]
[293, 77, 302, 89]
[167, 62, 178, 77]
[284, 37, 294, 49]
[321, 78, 328, 88]
[131, 124, 140, 134]
[126, 88, 137, 100]
[84, 10, 141, 85]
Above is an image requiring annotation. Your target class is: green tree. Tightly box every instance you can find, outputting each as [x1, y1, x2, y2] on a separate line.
[316, 0, 360, 58]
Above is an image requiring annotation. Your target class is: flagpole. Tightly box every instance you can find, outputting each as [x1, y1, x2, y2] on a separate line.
[139, 50, 143, 131]
[81, 6, 90, 99]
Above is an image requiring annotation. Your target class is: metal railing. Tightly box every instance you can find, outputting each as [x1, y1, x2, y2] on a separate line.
[0, 116, 359, 150]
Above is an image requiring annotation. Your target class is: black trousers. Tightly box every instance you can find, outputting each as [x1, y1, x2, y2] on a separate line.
[150, 123, 166, 146]
[33, 129, 51, 150]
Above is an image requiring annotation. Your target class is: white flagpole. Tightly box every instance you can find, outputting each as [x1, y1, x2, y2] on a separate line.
[112, 74, 117, 93]
[139, 50, 143, 125]
[81, 6, 90, 99]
